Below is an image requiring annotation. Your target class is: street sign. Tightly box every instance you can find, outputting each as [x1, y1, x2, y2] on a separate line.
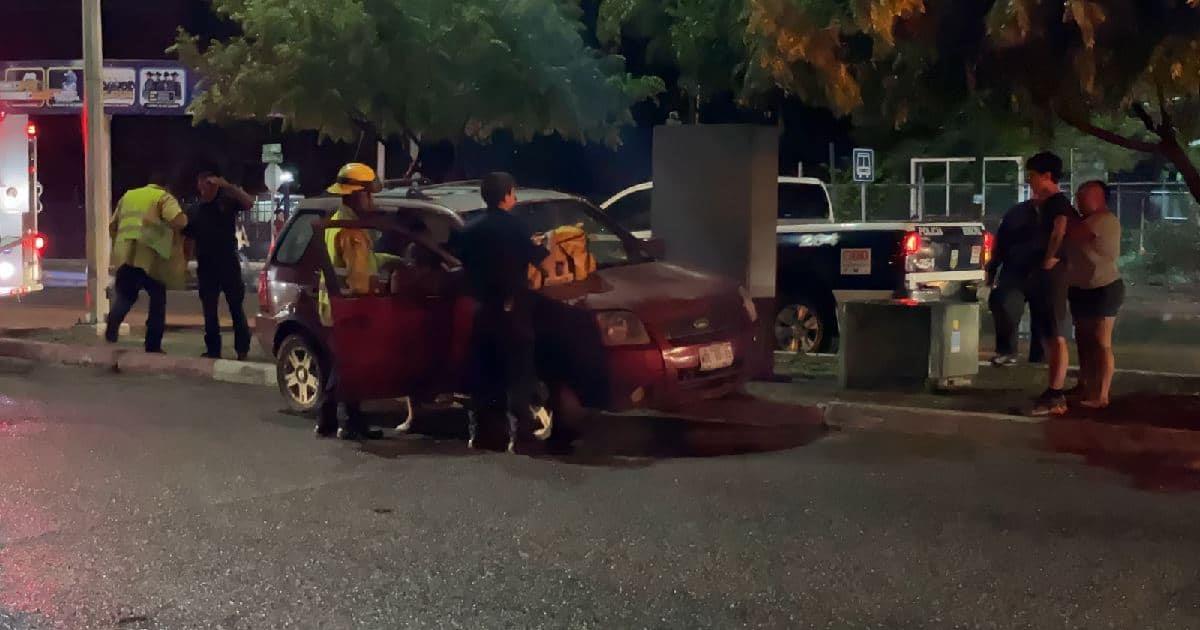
[852, 148, 875, 183]
[264, 163, 284, 194]
[262, 143, 283, 164]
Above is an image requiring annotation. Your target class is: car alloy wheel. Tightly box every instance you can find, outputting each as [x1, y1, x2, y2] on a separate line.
[277, 334, 326, 414]
[774, 301, 824, 354]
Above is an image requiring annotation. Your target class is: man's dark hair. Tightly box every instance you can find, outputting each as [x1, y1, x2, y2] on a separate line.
[1026, 152, 1064, 183]
[481, 172, 516, 208]
[1080, 179, 1108, 197]
[195, 160, 221, 179]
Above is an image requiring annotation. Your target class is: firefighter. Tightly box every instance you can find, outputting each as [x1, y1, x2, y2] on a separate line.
[105, 171, 189, 353]
[452, 172, 551, 453]
[316, 162, 393, 440]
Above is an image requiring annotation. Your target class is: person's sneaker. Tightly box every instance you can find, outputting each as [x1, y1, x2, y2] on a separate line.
[314, 424, 337, 438]
[991, 354, 1019, 367]
[337, 427, 385, 440]
[1030, 390, 1068, 417]
[532, 405, 554, 441]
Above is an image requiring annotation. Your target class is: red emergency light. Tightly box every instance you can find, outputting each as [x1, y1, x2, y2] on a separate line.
[25, 232, 46, 255]
[25, 123, 37, 138]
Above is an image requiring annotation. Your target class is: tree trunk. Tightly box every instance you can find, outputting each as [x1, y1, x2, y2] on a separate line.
[1159, 137, 1200, 222]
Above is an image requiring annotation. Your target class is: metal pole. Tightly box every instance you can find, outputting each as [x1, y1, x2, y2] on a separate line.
[82, 0, 111, 327]
[944, 161, 951, 216]
[860, 182, 867, 222]
[981, 159, 988, 218]
[1115, 183, 1122, 221]
[376, 140, 386, 180]
[910, 160, 918, 219]
[828, 142, 835, 182]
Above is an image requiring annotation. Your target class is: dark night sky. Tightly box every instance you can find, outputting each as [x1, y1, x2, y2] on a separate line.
[1, 0, 850, 258]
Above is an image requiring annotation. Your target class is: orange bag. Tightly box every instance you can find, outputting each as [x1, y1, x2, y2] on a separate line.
[528, 225, 597, 290]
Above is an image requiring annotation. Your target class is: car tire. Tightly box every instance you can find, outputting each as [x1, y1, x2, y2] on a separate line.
[276, 334, 328, 415]
[774, 297, 830, 354]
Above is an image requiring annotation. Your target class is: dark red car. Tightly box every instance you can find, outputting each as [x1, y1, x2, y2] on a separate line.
[256, 182, 758, 421]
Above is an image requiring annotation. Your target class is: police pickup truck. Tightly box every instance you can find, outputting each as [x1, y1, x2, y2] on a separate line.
[601, 177, 991, 353]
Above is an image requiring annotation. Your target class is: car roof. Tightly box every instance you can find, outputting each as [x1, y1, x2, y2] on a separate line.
[377, 181, 579, 213]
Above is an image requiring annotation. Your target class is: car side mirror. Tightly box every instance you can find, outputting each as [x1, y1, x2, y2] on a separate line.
[641, 236, 666, 260]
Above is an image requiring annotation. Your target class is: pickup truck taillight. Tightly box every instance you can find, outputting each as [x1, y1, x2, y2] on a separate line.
[257, 270, 270, 314]
[902, 231, 921, 256]
[982, 231, 995, 267]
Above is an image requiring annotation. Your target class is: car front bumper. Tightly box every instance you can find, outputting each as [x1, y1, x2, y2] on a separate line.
[604, 328, 755, 412]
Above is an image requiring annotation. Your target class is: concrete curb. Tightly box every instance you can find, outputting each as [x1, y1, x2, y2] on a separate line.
[0, 337, 276, 387]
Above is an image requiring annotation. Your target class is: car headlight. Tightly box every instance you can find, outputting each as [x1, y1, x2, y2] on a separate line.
[595, 310, 651, 346]
[738, 286, 758, 322]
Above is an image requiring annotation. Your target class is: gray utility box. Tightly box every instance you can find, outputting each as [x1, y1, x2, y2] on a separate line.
[839, 300, 980, 391]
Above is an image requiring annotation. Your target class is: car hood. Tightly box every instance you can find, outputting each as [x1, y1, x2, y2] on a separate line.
[543, 262, 741, 317]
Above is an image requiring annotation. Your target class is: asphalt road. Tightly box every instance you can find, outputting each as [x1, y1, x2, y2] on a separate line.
[2, 363, 1200, 629]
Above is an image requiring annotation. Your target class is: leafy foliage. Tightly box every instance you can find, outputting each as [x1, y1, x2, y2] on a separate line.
[601, 0, 1200, 206]
[173, 0, 664, 146]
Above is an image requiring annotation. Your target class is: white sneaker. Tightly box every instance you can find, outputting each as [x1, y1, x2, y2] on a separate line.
[532, 405, 553, 441]
[991, 354, 1018, 367]
[394, 397, 415, 433]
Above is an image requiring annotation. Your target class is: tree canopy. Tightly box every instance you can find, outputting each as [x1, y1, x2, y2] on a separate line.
[600, 0, 1200, 204]
[173, 0, 664, 146]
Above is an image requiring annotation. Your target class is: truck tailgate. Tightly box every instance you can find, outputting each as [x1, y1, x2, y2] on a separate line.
[907, 224, 987, 275]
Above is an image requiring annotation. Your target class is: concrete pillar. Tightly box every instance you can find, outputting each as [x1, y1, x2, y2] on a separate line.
[651, 124, 779, 377]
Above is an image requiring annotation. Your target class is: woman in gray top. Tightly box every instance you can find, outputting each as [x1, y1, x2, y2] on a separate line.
[1066, 180, 1124, 409]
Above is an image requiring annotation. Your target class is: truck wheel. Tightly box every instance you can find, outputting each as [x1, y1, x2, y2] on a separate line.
[774, 298, 827, 354]
[277, 334, 327, 414]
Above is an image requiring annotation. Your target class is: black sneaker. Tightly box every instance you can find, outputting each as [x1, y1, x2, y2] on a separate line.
[201, 352, 220, 359]
[337, 427, 384, 440]
[1030, 389, 1068, 417]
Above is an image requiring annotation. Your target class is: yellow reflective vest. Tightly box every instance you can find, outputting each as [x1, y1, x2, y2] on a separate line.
[110, 184, 188, 289]
[318, 205, 380, 326]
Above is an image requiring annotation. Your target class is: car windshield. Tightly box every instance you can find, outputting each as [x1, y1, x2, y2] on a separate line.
[465, 198, 643, 267]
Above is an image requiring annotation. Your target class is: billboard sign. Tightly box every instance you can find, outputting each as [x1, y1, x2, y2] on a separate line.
[0, 60, 195, 115]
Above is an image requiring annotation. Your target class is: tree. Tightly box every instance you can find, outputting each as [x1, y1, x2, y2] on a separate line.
[744, 0, 1200, 207]
[599, 1, 1200, 208]
[173, 0, 664, 148]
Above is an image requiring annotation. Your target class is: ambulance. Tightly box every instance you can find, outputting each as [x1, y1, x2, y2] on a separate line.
[0, 110, 46, 297]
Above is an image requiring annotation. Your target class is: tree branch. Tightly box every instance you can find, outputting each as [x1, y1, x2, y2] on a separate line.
[1057, 112, 1161, 153]
[1131, 102, 1158, 135]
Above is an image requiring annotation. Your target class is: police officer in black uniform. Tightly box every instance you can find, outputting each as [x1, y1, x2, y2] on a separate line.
[186, 163, 255, 360]
[452, 172, 550, 453]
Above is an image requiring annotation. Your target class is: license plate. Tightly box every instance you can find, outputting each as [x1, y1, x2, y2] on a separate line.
[698, 342, 734, 371]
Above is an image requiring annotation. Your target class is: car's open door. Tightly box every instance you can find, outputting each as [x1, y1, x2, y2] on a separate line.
[317, 218, 464, 402]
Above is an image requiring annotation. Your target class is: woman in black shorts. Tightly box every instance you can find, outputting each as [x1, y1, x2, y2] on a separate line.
[1066, 181, 1124, 408]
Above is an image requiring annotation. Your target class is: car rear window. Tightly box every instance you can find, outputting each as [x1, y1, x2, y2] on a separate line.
[273, 212, 320, 265]
[779, 183, 831, 220]
[605, 188, 651, 232]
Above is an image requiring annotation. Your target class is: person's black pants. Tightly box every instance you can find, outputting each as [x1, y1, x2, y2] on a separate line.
[467, 300, 539, 443]
[105, 264, 167, 352]
[989, 282, 1045, 363]
[197, 259, 250, 358]
[317, 360, 367, 434]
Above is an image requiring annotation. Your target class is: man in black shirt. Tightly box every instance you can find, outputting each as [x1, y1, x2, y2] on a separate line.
[452, 172, 550, 452]
[1024, 152, 1076, 416]
[186, 164, 255, 360]
[986, 199, 1045, 365]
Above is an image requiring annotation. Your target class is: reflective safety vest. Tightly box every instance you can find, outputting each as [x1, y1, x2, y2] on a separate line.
[111, 184, 186, 288]
[318, 205, 380, 326]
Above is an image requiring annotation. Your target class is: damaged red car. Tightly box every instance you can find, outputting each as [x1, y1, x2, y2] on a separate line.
[255, 182, 758, 421]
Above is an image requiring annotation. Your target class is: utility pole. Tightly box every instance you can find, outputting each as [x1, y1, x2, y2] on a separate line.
[82, 0, 111, 328]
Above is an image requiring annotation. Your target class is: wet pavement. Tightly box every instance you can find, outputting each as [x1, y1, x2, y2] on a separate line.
[2, 362, 1200, 628]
